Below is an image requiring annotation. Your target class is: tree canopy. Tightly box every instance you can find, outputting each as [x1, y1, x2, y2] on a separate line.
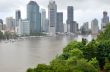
[27, 23, 110, 72]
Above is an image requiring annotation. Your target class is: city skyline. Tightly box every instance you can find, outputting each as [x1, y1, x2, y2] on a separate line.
[0, 0, 110, 28]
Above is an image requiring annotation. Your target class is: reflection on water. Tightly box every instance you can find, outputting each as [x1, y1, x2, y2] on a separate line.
[0, 35, 96, 72]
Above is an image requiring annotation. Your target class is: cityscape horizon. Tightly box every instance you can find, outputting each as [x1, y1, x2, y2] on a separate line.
[0, 0, 110, 28]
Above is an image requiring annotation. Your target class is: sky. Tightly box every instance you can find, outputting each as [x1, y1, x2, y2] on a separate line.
[0, 0, 110, 28]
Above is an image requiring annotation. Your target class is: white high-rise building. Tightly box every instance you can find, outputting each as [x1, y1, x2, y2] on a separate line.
[6, 17, 16, 31]
[48, 0, 57, 35]
[16, 19, 30, 36]
[41, 9, 46, 32]
[91, 19, 99, 35]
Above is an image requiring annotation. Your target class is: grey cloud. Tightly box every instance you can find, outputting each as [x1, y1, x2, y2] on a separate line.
[0, 0, 110, 24]
[0, 0, 110, 12]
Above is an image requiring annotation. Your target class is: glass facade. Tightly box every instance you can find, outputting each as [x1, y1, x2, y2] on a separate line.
[27, 1, 41, 34]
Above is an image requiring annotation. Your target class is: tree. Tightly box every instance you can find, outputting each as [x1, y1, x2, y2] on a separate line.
[83, 39, 98, 60]
[63, 41, 85, 53]
[96, 40, 110, 71]
[82, 38, 87, 45]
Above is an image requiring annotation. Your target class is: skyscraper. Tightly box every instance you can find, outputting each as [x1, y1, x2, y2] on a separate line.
[27, 1, 41, 34]
[91, 18, 99, 35]
[80, 22, 89, 35]
[45, 19, 49, 32]
[6, 17, 16, 31]
[41, 9, 46, 32]
[66, 6, 74, 32]
[48, 0, 57, 35]
[56, 12, 64, 33]
[15, 10, 21, 26]
[70, 21, 78, 33]
[101, 11, 109, 30]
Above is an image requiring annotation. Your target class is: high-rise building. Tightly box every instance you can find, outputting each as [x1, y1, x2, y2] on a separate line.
[66, 6, 74, 32]
[48, 0, 57, 35]
[15, 10, 21, 26]
[70, 21, 78, 33]
[80, 22, 89, 34]
[41, 9, 46, 32]
[16, 19, 30, 36]
[91, 18, 99, 35]
[6, 17, 16, 31]
[45, 19, 49, 32]
[64, 24, 67, 32]
[101, 11, 109, 30]
[0, 19, 3, 30]
[56, 12, 64, 33]
[27, 1, 41, 34]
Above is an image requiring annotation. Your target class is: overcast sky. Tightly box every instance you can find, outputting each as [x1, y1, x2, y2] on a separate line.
[0, 0, 110, 28]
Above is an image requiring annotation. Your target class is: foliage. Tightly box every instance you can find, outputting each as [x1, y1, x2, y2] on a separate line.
[104, 58, 110, 72]
[82, 38, 87, 45]
[96, 40, 110, 70]
[83, 39, 98, 60]
[97, 23, 110, 41]
[30, 32, 47, 36]
[27, 23, 110, 72]
[63, 41, 85, 53]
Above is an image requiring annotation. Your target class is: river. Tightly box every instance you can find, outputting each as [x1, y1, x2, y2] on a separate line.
[0, 35, 95, 72]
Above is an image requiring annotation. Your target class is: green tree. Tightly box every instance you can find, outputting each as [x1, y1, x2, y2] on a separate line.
[83, 39, 98, 60]
[96, 40, 110, 71]
[82, 38, 87, 45]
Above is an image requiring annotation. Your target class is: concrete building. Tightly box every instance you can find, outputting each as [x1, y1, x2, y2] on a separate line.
[16, 19, 30, 36]
[41, 9, 46, 32]
[80, 22, 89, 34]
[70, 21, 78, 33]
[27, 1, 41, 34]
[0, 24, 2, 31]
[45, 19, 49, 32]
[15, 10, 21, 26]
[101, 11, 109, 30]
[91, 18, 99, 35]
[48, 0, 57, 35]
[64, 24, 67, 32]
[56, 12, 64, 33]
[66, 6, 74, 32]
[6, 17, 16, 31]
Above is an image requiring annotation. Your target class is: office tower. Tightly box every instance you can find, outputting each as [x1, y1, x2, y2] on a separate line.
[70, 21, 78, 33]
[91, 18, 99, 35]
[6, 17, 16, 31]
[15, 10, 21, 26]
[80, 22, 89, 34]
[16, 19, 30, 36]
[64, 24, 67, 32]
[48, 0, 57, 35]
[66, 6, 74, 32]
[41, 9, 46, 32]
[0, 19, 3, 30]
[56, 12, 64, 33]
[27, 1, 41, 34]
[45, 19, 49, 32]
[101, 11, 109, 30]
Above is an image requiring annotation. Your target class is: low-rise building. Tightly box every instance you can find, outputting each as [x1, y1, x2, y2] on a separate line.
[16, 19, 30, 36]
